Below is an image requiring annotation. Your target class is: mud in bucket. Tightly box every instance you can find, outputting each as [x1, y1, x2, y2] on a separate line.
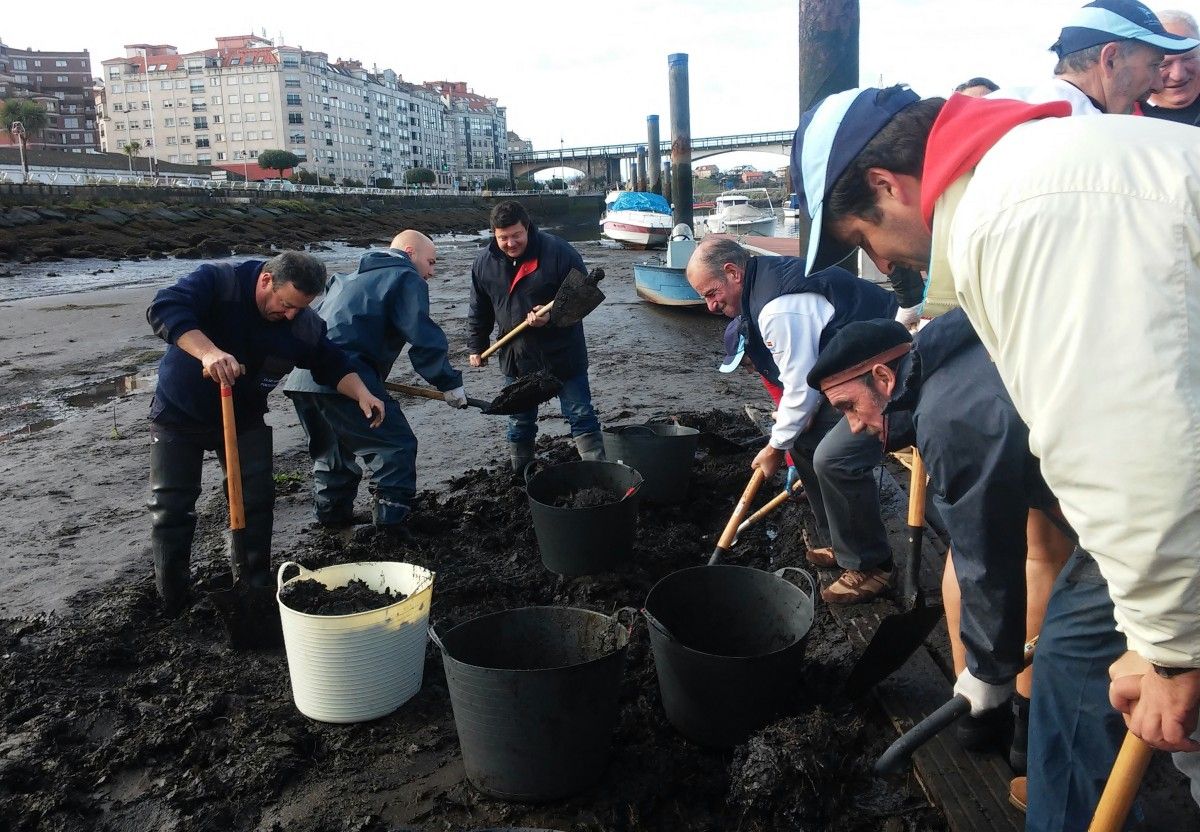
[525, 460, 643, 575]
[643, 565, 814, 747]
[602, 424, 699, 505]
[276, 561, 434, 723]
[431, 606, 631, 801]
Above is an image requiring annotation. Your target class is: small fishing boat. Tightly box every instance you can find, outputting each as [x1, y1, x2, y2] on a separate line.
[784, 192, 801, 219]
[633, 224, 705, 307]
[698, 189, 776, 236]
[600, 191, 673, 249]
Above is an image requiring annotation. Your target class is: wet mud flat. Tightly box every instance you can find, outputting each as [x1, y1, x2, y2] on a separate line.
[0, 411, 945, 832]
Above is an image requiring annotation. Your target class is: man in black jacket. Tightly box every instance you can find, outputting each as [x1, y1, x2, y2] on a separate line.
[467, 201, 604, 472]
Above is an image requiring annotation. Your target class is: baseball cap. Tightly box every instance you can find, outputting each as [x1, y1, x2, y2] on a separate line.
[791, 85, 920, 277]
[1051, 0, 1200, 57]
[718, 316, 746, 373]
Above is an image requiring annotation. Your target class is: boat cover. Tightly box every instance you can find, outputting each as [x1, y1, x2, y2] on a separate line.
[609, 192, 671, 214]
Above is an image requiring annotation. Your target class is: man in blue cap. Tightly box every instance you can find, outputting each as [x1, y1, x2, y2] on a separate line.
[791, 3, 1200, 823]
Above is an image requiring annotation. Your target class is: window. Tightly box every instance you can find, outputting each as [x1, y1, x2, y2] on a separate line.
[141, 100, 151, 110]
[13, 59, 27, 70]
[193, 118, 207, 130]
[209, 77, 221, 87]
[212, 115, 222, 124]
[258, 74, 269, 83]
[260, 112, 271, 122]
[258, 92, 269, 102]
[230, 113, 241, 123]
[14, 74, 27, 83]
[181, 135, 191, 144]
[211, 95, 222, 104]
[143, 119, 152, 128]
[243, 94, 254, 103]
[56, 75, 69, 83]
[245, 113, 257, 122]
[166, 136, 177, 145]
[227, 76, 238, 85]
[169, 154, 178, 162]
[286, 93, 301, 106]
[197, 155, 211, 164]
[55, 60, 67, 68]
[288, 113, 303, 124]
[285, 78, 300, 88]
[160, 80, 173, 90]
[232, 131, 243, 141]
[214, 133, 225, 142]
[164, 117, 175, 127]
[115, 121, 125, 130]
[112, 102, 124, 112]
[111, 83, 123, 93]
[216, 151, 226, 160]
[174, 79, 186, 89]
[107, 67, 121, 79]
[247, 131, 258, 140]
[196, 138, 209, 148]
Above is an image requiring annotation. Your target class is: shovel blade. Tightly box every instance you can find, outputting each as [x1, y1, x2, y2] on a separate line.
[211, 580, 283, 650]
[484, 370, 563, 415]
[842, 601, 945, 700]
[549, 268, 605, 327]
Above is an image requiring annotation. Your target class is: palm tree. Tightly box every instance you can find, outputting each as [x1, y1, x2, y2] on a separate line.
[0, 98, 49, 182]
[121, 140, 142, 173]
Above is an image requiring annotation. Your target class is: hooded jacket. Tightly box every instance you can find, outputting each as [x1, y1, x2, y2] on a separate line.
[284, 249, 461, 399]
[466, 226, 588, 380]
[889, 308, 1059, 683]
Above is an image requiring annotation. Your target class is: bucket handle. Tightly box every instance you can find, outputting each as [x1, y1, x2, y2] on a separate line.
[640, 606, 677, 642]
[276, 560, 309, 591]
[427, 624, 445, 652]
[522, 458, 540, 488]
[773, 566, 817, 603]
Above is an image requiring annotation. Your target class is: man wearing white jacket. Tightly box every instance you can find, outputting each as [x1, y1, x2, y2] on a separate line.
[793, 67, 1200, 827]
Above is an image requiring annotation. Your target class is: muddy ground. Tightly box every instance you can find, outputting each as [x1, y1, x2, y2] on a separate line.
[0, 236, 950, 831]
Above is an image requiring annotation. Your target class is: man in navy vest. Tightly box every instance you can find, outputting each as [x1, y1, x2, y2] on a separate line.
[686, 237, 899, 603]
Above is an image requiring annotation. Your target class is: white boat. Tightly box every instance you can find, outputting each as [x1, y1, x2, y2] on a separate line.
[600, 191, 674, 249]
[699, 189, 776, 236]
[784, 192, 801, 219]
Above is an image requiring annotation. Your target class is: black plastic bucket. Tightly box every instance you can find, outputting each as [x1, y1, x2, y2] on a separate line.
[432, 606, 631, 802]
[526, 461, 644, 575]
[643, 565, 815, 747]
[602, 424, 700, 505]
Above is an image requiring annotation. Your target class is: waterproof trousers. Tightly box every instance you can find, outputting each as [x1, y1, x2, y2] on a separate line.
[147, 422, 274, 610]
[290, 391, 416, 526]
[789, 401, 891, 571]
[504, 372, 601, 443]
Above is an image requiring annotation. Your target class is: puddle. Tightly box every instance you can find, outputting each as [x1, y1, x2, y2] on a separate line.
[0, 371, 157, 443]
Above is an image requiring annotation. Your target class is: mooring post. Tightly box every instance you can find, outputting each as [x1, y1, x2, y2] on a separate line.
[668, 53, 693, 231]
[662, 160, 672, 205]
[647, 115, 662, 195]
[636, 145, 648, 192]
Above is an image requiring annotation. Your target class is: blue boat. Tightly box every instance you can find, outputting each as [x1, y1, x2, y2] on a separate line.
[633, 225, 704, 307]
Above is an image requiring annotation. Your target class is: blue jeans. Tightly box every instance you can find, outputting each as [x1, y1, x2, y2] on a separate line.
[1027, 547, 1138, 832]
[504, 371, 600, 443]
[290, 391, 417, 526]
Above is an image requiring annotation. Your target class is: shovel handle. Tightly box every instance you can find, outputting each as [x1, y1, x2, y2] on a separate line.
[709, 468, 767, 565]
[384, 381, 443, 401]
[875, 693, 971, 775]
[736, 480, 803, 536]
[1088, 732, 1154, 832]
[903, 449, 929, 604]
[220, 384, 245, 532]
[480, 301, 555, 360]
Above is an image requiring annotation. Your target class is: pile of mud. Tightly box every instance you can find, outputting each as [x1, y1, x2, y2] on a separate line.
[279, 578, 406, 616]
[0, 410, 945, 832]
[550, 486, 621, 509]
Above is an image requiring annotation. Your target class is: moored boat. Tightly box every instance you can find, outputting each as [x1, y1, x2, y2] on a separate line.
[784, 192, 800, 219]
[601, 191, 673, 249]
[698, 189, 776, 236]
[633, 224, 704, 307]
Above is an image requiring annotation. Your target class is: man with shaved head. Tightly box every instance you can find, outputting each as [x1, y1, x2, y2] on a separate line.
[285, 229, 467, 539]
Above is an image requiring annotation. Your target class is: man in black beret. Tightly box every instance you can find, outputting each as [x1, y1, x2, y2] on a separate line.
[810, 309, 1079, 795]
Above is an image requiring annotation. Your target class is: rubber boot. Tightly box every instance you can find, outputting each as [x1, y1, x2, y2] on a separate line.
[1009, 693, 1030, 774]
[509, 440, 535, 475]
[574, 432, 607, 462]
[226, 426, 275, 589]
[147, 430, 204, 614]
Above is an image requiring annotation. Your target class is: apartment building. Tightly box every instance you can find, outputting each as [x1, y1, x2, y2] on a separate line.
[97, 36, 499, 186]
[0, 40, 99, 150]
[426, 81, 509, 188]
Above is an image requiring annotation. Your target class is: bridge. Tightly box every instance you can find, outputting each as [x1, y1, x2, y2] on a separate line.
[509, 130, 793, 183]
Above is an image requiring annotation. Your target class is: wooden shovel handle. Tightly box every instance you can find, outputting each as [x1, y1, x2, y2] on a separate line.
[383, 381, 443, 402]
[907, 449, 928, 527]
[736, 480, 803, 535]
[1088, 732, 1154, 832]
[717, 468, 767, 551]
[220, 384, 245, 531]
[480, 301, 555, 360]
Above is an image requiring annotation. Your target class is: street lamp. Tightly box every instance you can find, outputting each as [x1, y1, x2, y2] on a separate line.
[138, 49, 159, 177]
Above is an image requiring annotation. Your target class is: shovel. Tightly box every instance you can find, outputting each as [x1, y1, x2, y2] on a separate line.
[708, 468, 767, 565]
[383, 378, 558, 416]
[732, 478, 804, 544]
[209, 381, 283, 650]
[479, 268, 606, 360]
[843, 448, 942, 700]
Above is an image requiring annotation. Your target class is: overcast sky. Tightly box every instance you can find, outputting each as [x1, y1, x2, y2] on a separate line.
[4, 0, 1190, 168]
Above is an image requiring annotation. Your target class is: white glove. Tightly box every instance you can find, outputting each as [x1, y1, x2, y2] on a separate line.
[443, 386, 468, 409]
[953, 667, 1014, 715]
[895, 302, 924, 329]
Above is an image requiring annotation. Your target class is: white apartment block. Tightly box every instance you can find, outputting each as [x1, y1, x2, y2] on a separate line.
[97, 35, 507, 186]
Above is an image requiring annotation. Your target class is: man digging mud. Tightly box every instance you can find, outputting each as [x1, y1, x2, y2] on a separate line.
[146, 251, 384, 613]
[467, 201, 605, 472]
[285, 230, 467, 540]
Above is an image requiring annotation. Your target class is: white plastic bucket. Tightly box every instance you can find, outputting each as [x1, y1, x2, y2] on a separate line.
[277, 560, 435, 723]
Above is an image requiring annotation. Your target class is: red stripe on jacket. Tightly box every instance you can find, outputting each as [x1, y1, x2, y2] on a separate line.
[509, 258, 539, 294]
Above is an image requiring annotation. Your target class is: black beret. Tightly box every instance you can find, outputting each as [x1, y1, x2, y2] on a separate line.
[807, 318, 913, 392]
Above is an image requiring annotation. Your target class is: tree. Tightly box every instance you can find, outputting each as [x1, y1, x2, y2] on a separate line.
[484, 176, 509, 191]
[258, 149, 301, 180]
[0, 98, 49, 182]
[374, 177, 393, 189]
[405, 167, 436, 185]
[121, 140, 142, 173]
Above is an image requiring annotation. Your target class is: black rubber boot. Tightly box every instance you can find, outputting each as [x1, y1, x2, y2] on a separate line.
[148, 431, 204, 614]
[509, 440, 535, 475]
[224, 426, 275, 588]
[574, 432, 606, 462]
[1009, 693, 1030, 774]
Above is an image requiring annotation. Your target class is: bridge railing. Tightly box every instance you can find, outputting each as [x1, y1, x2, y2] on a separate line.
[510, 130, 793, 163]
